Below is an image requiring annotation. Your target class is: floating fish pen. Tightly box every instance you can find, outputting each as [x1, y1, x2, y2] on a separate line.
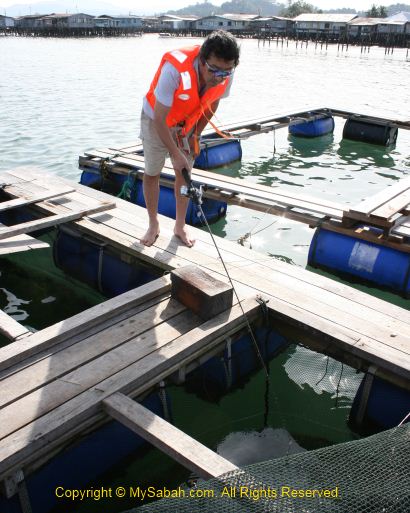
[79, 107, 410, 297]
[0, 167, 408, 513]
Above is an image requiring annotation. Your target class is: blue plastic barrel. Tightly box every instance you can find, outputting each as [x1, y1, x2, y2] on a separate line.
[194, 138, 242, 169]
[80, 169, 101, 187]
[350, 375, 410, 431]
[80, 169, 226, 226]
[289, 116, 335, 137]
[308, 227, 410, 296]
[135, 181, 227, 226]
[80, 170, 140, 202]
[54, 228, 157, 297]
[185, 328, 288, 401]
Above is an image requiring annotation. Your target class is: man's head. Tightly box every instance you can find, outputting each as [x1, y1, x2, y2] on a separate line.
[199, 30, 240, 87]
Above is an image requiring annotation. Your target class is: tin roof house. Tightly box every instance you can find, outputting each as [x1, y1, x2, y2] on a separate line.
[40, 13, 94, 29]
[192, 13, 258, 31]
[250, 16, 294, 33]
[294, 13, 358, 35]
[94, 15, 143, 28]
[15, 14, 47, 28]
[0, 15, 15, 28]
[157, 14, 198, 30]
[377, 11, 410, 34]
[347, 17, 381, 37]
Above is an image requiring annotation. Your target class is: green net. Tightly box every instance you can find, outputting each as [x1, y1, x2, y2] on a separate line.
[131, 424, 409, 513]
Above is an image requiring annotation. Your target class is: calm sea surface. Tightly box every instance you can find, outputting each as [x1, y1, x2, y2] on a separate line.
[0, 35, 409, 512]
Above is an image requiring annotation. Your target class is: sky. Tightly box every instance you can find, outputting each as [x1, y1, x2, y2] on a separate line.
[0, 0, 396, 14]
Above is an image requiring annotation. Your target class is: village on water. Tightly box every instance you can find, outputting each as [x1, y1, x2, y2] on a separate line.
[0, 9, 410, 46]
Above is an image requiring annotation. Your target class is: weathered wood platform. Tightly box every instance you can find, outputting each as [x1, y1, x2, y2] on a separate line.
[0, 167, 409, 493]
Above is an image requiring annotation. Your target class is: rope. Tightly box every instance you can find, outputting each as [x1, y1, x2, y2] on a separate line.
[237, 212, 277, 248]
[116, 171, 138, 200]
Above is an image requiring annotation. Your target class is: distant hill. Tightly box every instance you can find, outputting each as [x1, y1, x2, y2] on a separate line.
[386, 3, 410, 15]
[168, 0, 284, 17]
[167, 1, 410, 18]
[167, 1, 221, 17]
[322, 8, 357, 14]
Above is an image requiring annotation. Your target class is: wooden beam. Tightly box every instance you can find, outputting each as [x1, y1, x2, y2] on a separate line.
[0, 202, 114, 241]
[344, 176, 410, 227]
[104, 392, 237, 479]
[0, 187, 74, 213]
[0, 235, 49, 256]
[0, 276, 171, 375]
[0, 310, 30, 342]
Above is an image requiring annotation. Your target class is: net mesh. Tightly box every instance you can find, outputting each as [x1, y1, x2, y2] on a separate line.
[131, 424, 409, 513]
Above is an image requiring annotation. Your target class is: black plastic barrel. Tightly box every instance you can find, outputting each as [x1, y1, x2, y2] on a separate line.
[343, 118, 398, 146]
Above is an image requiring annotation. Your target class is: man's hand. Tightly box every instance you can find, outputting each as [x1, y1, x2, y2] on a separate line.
[170, 148, 191, 174]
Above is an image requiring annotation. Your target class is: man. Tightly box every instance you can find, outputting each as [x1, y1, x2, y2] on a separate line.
[140, 30, 240, 247]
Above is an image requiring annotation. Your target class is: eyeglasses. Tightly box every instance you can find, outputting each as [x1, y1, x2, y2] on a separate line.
[203, 60, 234, 78]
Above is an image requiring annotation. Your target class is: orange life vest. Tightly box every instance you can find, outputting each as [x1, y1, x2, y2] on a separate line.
[145, 45, 230, 136]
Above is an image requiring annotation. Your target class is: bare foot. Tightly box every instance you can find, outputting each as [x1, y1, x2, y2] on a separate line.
[141, 223, 160, 247]
[174, 225, 195, 248]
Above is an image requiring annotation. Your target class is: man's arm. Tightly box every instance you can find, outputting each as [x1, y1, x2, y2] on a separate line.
[153, 100, 191, 173]
[189, 100, 220, 156]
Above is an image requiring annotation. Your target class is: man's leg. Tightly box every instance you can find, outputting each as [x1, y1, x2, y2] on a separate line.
[174, 169, 195, 247]
[141, 174, 160, 246]
[140, 111, 166, 247]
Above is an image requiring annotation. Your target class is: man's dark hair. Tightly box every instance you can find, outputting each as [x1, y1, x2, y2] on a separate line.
[199, 30, 240, 66]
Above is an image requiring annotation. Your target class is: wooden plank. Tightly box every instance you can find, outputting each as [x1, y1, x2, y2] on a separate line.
[323, 220, 410, 252]
[83, 152, 345, 219]
[0, 276, 171, 374]
[104, 393, 237, 479]
[0, 187, 74, 213]
[73, 210, 410, 361]
[0, 298, 259, 478]
[0, 234, 49, 255]
[0, 307, 200, 440]
[0, 310, 30, 342]
[0, 217, 49, 255]
[0, 202, 114, 241]
[80, 148, 345, 215]
[371, 190, 410, 221]
[345, 177, 410, 219]
[264, 296, 410, 383]
[204, 262, 410, 358]
[0, 296, 185, 409]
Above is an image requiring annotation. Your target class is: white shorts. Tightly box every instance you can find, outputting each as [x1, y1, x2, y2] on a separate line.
[140, 110, 193, 177]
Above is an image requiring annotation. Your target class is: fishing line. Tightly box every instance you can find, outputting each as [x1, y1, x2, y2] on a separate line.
[181, 169, 270, 384]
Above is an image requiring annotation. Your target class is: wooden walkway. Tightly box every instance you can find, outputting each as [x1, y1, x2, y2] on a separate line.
[0, 167, 409, 491]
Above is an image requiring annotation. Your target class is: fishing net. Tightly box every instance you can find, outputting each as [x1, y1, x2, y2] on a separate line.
[131, 423, 410, 513]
